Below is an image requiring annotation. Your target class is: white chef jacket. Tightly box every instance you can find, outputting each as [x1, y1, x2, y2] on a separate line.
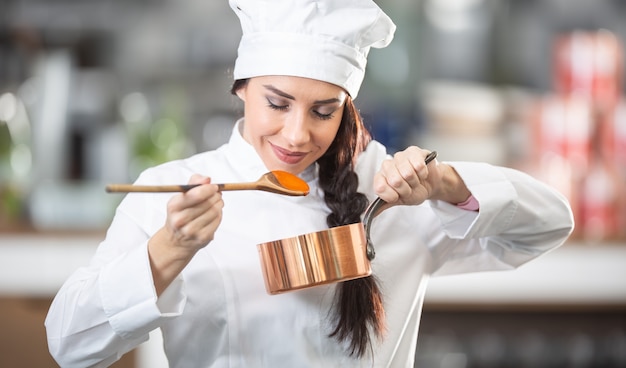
[45, 120, 574, 368]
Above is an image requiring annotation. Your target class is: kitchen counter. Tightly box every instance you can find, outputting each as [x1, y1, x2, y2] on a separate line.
[1, 234, 625, 305]
[424, 242, 626, 308]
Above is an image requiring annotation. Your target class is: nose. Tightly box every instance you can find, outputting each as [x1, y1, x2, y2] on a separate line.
[282, 110, 311, 147]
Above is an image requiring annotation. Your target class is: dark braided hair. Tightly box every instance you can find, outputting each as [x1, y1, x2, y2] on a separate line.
[231, 79, 386, 357]
[317, 94, 386, 357]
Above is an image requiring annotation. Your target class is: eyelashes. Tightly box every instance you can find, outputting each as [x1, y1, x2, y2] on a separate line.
[267, 100, 288, 111]
[266, 99, 335, 120]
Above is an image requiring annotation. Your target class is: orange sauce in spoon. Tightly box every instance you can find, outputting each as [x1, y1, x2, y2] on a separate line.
[272, 171, 310, 194]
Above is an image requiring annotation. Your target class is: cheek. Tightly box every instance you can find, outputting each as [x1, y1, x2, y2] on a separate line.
[315, 122, 341, 151]
[244, 104, 277, 137]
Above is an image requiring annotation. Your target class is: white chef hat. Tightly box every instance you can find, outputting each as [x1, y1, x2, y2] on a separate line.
[229, 0, 396, 99]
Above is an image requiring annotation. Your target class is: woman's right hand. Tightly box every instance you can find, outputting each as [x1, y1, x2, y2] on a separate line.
[148, 174, 224, 295]
[163, 174, 224, 253]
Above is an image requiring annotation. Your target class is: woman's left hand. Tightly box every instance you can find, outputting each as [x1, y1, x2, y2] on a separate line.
[373, 146, 471, 207]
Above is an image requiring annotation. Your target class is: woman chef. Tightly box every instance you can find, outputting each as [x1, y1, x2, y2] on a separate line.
[45, 0, 574, 367]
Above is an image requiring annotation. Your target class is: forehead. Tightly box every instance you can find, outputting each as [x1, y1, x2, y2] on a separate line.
[249, 75, 347, 100]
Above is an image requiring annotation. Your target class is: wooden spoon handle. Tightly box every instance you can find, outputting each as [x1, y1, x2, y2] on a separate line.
[105, 182, 258, 193]
[105, 184, 201, 193]
[217, 183, 256, 191]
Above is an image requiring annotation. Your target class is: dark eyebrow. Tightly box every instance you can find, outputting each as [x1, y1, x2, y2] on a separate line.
[263, 84, 295, 100]
[313, 97, 343, 105]
[263, 84, 342, 105]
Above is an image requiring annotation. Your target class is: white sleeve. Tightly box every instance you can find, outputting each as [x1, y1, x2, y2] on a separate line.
[427, 161, 575, 276]
[45, 195, 186, 367]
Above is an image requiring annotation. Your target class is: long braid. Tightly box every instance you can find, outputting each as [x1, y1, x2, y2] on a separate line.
[318, 97, 386, 357]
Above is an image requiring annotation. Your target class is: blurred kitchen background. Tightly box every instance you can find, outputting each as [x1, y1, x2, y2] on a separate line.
[1, 0, 625, 367]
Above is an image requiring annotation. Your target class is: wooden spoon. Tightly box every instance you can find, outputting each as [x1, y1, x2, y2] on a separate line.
[105, 170, 310, 196]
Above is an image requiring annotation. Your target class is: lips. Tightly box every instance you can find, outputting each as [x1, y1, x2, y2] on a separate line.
[270, 143, 307, 165]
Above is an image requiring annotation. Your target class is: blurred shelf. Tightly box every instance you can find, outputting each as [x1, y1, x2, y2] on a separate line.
[424, 242, 626, 309]
[0, 235, 625, 308]
[0, 234, 103, 296]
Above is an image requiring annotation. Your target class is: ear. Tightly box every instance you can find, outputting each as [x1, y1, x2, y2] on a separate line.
[235, 87, 246, 102]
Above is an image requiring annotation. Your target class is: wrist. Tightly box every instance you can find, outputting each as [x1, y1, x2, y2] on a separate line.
[150, 227, 198, 262]
[148, 228, 197, 295]
[432, 163, 472, 205]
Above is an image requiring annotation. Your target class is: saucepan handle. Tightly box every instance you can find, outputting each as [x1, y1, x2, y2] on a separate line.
[363, 150, 438, 261]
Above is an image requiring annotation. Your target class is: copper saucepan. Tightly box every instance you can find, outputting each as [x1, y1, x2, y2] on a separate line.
[257, 151, 438, 294]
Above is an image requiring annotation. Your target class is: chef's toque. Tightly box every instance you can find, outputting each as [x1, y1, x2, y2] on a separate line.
[229, 0, 396, 99]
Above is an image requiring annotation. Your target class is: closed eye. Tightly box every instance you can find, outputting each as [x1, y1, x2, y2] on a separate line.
[267, 99, 335, 120]
[313, 110, 334, 120]
[267, 99, 289, 111]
